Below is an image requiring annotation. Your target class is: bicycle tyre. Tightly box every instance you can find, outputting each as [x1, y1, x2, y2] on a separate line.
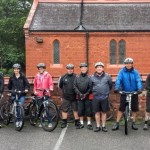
[40, 101, 59, 132]
[124, 105, 129, 135]
[29, 103, 38, 126]
[0, 102, 11, 125]
[14, 105, 24, 131]
[59, 105, 74, 123]
[106, 102, 114, 121]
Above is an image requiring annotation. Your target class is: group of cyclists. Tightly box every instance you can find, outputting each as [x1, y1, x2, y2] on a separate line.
[0, 57, 150, 131]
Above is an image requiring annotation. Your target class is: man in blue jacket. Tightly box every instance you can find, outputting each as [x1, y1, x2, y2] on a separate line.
[112, 58, 142, 131]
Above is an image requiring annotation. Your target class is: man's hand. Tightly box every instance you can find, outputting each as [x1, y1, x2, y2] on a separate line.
[137, 90, 142, 94]
[34, 91, 38, 95]
[25, 89, 28, 93]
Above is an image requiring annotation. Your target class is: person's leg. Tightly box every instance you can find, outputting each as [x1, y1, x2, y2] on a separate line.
[85, 99, 93, 130]
[76, 100, 84, 129]
[71, 100, 80, 127]
[95, 112, 101, 128]
[112, 95, 126, 131]
[143, 112, 150, 130]
[19, 96, 25, 106]
[131, 94, 139, 130]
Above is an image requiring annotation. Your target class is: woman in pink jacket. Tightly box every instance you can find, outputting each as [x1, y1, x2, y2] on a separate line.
[34, 63, 54, 127]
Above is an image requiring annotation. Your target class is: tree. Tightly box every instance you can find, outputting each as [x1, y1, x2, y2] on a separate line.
[0, 0, 32, 74]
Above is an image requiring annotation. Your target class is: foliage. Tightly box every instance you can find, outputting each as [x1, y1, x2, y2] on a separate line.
[0, 0, 32, 74]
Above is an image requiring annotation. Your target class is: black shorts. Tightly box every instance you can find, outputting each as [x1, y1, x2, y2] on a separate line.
[146, 93, 150, 112]
[119, 94, 139, 112]
[77, 99, 93, 117]
[92, 98, 109, 113]
[61, 98, 78, 112]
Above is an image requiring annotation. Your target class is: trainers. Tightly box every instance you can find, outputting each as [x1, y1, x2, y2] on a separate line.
[87, 124, 93, 130]
[0, 124, 2, 128]
[16, 121, 19, 128]
[132, 123, 138, 130]
[39, 124, 42, 128]
[94, 127, 101, 132]
[102, 126, 108, 132]
[18, 121, 23, 127]
[48, 123, 52, 128]
[76, 124, 84, 129]
[143, 124, 148, 130]
[112, 123, 119, 131]
[61, 122, 67, 128]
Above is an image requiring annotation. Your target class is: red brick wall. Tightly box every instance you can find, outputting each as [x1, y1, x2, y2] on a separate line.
[25, 32, 150, 77]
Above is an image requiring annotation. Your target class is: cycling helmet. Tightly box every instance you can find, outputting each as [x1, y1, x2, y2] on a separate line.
[37, 63, 46, 69]
[124, 58, 134, 64]
[13, 64, 21, 69]
[66, 64, 74, 69]
[95, 62, 104, 68]
[80, 63, 88, 68]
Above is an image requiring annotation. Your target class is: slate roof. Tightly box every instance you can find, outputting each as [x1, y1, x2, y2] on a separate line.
[29, 3, 150, 32]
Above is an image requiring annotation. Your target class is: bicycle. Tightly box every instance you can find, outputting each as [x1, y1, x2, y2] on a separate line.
[0, 90, 25, 131]
[107, 100, 114, 121]
[29, 89, 59, 132]
[119, 91, 137, 135]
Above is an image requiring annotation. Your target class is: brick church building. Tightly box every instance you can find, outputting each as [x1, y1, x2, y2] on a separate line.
[24, 0, 150, 77]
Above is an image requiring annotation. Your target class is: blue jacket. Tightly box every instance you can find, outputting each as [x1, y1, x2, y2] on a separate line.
[115, 67, 142, 92]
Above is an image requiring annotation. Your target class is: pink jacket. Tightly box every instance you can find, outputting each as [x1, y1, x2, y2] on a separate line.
[34, 71, 54, 97]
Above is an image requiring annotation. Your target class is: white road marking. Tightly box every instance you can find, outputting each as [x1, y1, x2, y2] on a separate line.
[53, 125, 68, 150]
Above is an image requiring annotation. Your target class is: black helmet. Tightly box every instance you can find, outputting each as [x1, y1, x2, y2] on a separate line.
[66, 64, 74, 69]
[95, 62, 104, 68]
[80, 63, 88, 68]
[37, 63, 46, 69]
[124, 58, 134, 64]
[13, 63, 21, 69]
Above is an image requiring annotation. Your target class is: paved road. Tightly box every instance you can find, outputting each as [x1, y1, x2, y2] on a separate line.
[0, 122, 150, 150]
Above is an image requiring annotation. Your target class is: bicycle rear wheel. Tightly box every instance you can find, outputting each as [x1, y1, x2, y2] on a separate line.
[14, 105, 24, 131]
[40, 101, 59, 132]
[124, 106, 129, 135]
[29, 103, 38, 126]
[106, 102, 114, 121]
[0, 102, 11, 125]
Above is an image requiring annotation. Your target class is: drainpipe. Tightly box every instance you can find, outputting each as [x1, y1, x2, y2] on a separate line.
[74, 0, 89, 66]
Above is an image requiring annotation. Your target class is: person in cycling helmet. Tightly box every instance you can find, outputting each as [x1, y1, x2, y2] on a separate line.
[0, 72, 4, 128]
[112, 58, 142, 131]
[58, 64, 80, 128]
[74, 63, 93, 130]
[34, 63, 54, 128]
[8, 64, 30, 127]
[91, 62, 112, 132]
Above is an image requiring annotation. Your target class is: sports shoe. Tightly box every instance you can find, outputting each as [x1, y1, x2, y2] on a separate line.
[87, 124, 93, 130]
[0, 124, 2, 128]
[76, 124, 84, 129]
[48, 123, 53, 128]
[39, 124, 42, 128]
[102, 126, 108, 132]
[132, 123, 138, 130]
[61, 122, 67, 128]
[112, 123, 119, 131]
[143, 124, 148, 130]
[94, 127, 101, 132]
[16, 122, 19, 128]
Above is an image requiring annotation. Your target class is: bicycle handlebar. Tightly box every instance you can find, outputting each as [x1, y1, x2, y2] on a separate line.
[119, 91, 138, 95]
[4, 90, 26, 94]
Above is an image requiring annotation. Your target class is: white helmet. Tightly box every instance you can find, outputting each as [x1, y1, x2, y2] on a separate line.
[124, 58, 134, 64]
[95, 62, 104, 68]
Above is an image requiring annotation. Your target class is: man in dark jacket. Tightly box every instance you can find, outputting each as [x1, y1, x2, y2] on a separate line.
[58, 64, 80, 128]
[143, 74, 150, 130]
[91, 62, 112, 132]
[0, 72, 4, 128]
[74, 63, 93, 130]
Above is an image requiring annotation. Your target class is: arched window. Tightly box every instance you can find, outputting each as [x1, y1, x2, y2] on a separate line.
[119, 40, 126, 64]
[110, 40, 117, 64]
[53, 40, 60, 64]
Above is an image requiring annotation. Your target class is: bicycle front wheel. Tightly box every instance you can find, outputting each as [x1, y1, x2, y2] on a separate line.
[40, 101, 59, 132]
[124, 105, 129, 135]
[29, 103, 38, 126]
[14, 105, 24, 131]
[0, 102, 11, 125]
